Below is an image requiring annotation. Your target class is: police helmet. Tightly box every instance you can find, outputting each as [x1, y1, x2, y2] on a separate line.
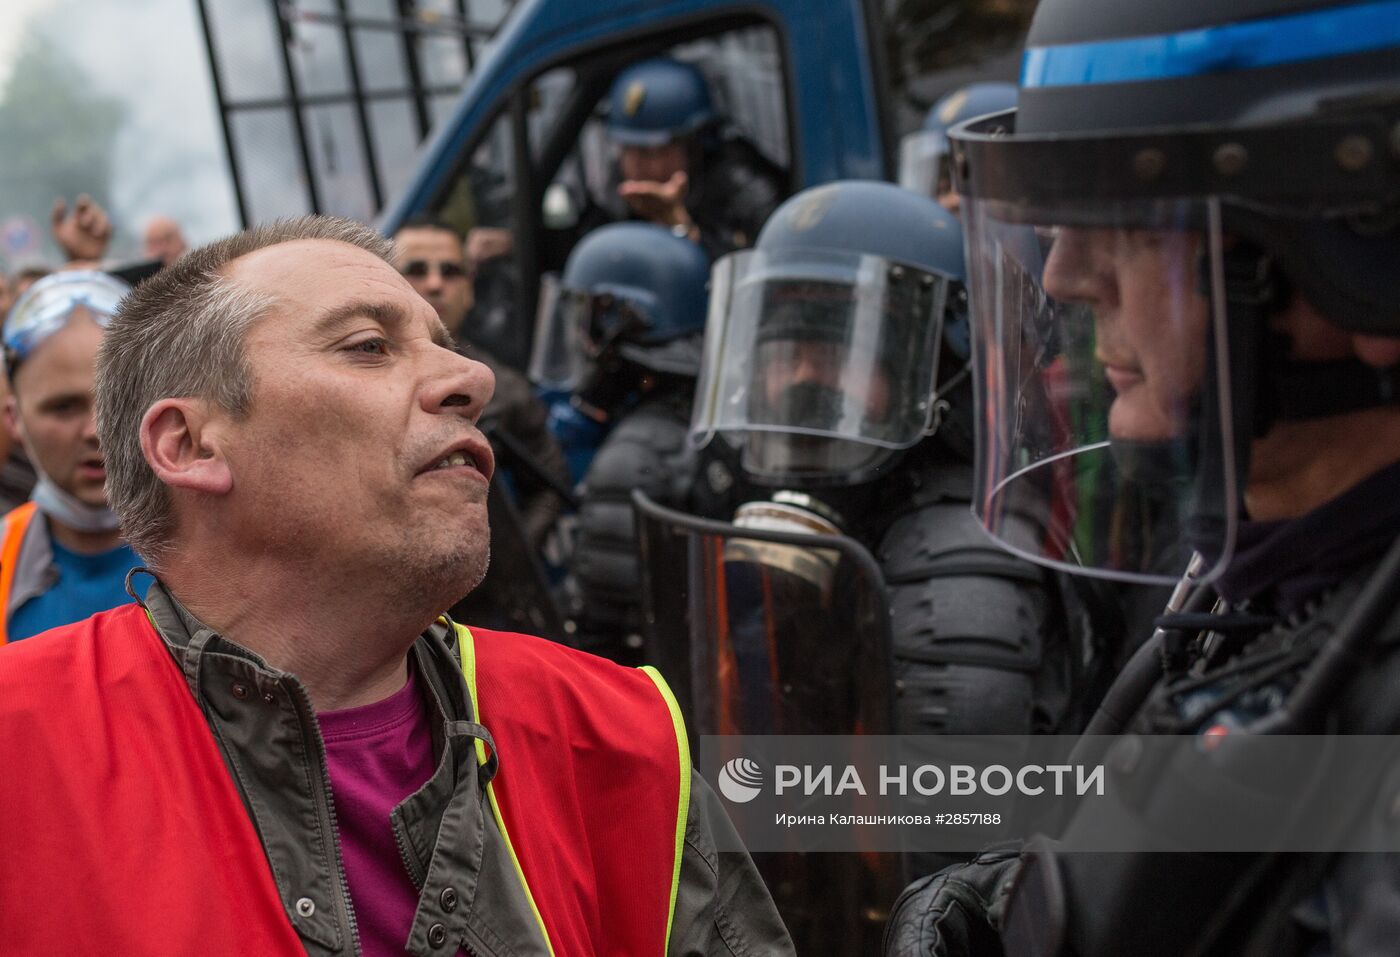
[692, 180, 969, 486]
[606, 58, 715, 148]
[899, 83, 1018, 198]
[953, 0, 1400, 584]
[529, 222, 710, 391]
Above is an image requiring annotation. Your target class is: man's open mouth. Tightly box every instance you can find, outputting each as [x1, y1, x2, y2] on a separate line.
[418, 437, 495, 483]
[431, 451, 476, 471]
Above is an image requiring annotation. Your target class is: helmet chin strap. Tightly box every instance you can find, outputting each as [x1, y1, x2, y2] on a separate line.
[1191, 240, 1400, 541]
[1264, 349, 1400, 422]
[1233, 244, 1400, 431]
[1179, 242, 1276, 545]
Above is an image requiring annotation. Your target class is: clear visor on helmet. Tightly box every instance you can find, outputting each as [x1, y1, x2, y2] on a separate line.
[528, 273, 654, 391]
[4, 270, 128, 364]
[965, 196, 1238, 585]
[897, 129, 953, 199]
[691, 247, 948, 482]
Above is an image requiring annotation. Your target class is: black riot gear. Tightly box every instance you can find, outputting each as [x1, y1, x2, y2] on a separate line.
[955, 0, 1400, 585]
[541, 224, 710, 663]
[888, 1, 1400, 954]
[669, 180, 1107, 954]
[686, 181, 1095, 743]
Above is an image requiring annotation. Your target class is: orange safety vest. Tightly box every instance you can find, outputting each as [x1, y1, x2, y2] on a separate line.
[0, 602, 690, 956]
[0, 500, 39, 647]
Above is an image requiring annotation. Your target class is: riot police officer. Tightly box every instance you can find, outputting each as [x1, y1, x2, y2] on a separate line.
[533, 221, 710, 662]
[658, 179, 1093, 954]
[605, 57, 786, 258]
[901, 78, 1181, 666]
[898, 82, 1017, 214]
[887, 1, 1400, 953]
[690, 179, 1085, 741]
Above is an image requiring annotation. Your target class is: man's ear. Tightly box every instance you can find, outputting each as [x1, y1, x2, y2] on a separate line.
[140, 398, 233, 496]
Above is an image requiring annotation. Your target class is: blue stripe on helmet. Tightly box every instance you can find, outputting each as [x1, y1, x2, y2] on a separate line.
[1022, 0, 1400, 88]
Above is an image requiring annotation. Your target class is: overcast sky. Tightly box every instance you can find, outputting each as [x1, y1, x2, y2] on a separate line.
[1, 0, 241, 260]
[0, 0, 60, 90]
[0, 0, 499, 266]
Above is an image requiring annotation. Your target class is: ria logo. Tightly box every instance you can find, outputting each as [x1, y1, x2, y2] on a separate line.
[718, 758, 765, 804]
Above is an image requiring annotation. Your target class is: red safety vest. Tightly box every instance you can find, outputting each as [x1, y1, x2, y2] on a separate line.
[0, 500, 39, 646]
[0, 602, 690, 956]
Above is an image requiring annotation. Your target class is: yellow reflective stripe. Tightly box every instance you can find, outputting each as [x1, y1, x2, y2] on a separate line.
[452, 618, 479, 704]
[451, 622, 557, 957]
[641, 665, 692, 955]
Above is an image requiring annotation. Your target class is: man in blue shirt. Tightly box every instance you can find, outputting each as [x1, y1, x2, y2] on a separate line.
[0, 271, 139, 645]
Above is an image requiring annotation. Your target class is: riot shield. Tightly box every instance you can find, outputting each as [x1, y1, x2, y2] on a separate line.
[634, 489, 895, 736]
[450, 478, 568, 643]
[633, 490, 900, 954]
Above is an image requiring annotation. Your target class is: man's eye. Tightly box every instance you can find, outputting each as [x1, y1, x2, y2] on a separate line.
[348, 337, 389, 355]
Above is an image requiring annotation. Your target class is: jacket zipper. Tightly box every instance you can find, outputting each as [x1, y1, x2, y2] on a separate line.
[393, 816, 427, 888]
[402, 640, 493, 957]
[392, 822, 484, 957]
[290, 678, 364, 957]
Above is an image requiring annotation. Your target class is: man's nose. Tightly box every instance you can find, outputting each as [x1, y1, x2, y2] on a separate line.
[423, 348, 495, 422]
[1042, 228, 1112, 306]
[790, 348, 832, 384]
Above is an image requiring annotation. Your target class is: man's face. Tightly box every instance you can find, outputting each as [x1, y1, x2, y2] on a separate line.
[618, 141, 689, 185]
[7, 312, 107, 506]
[143, 218, 187, 267]
[394, 227, 474, 337]
[1041, 226, 1208, 442]
[219, 239, 496, 603]
[758, 337, 892, 424]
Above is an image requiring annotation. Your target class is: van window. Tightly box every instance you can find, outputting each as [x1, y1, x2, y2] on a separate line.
[538, 24, 791, 253]
[426, 19, 794, 372]
[435, 110, 529, 366]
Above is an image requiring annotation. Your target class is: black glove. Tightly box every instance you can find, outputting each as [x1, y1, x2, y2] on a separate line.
[884, 844, 1023, 957]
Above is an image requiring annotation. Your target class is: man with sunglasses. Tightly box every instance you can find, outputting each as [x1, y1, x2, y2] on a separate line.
[395, 219, 568, 548]
[0, 270, 139, 645]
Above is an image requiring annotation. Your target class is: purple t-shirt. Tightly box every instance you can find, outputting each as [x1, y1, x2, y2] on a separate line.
[319, 669, 441, 957]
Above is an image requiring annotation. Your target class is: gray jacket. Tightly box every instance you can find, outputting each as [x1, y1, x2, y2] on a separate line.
[143, 582, 792, 957]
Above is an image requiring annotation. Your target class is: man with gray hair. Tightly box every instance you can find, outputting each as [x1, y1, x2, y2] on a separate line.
[0, 215, 792, 956]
